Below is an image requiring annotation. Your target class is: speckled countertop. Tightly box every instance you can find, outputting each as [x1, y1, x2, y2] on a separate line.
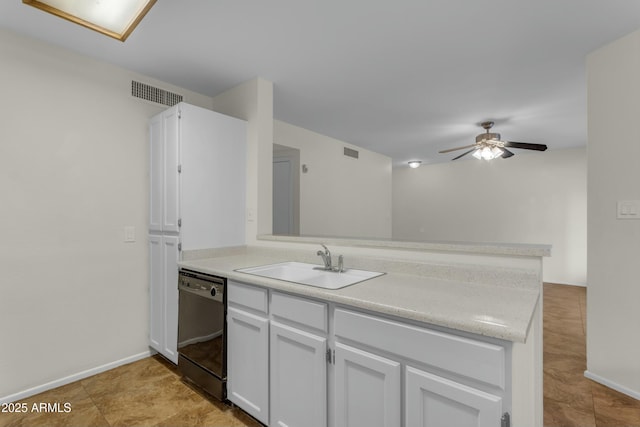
[179, 247, 541, 343]
[259, 234, 551, 257]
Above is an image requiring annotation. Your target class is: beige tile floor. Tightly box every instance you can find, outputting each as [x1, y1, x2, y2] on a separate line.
[0, 356, 260, 427]
[1, 283, 639, 426]
[543, 283, 640, 427]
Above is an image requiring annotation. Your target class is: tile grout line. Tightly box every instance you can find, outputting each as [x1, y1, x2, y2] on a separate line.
[79, 380, 112, 427]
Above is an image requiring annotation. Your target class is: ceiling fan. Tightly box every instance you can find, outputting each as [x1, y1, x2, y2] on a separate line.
[439, 121, 548, 161]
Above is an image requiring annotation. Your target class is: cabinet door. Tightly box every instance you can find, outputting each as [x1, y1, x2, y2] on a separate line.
[149, 115, 163, 232]
[148, 235, 179, 364]
[270, 321, 327, 427]
[162, 236, 179, 364]
[149, 234, 163, 352]
[163, 107, 180, 233]
[227, 307, 269, 425]
[405, 366, 502, 427]
[334, 342, 401, 427]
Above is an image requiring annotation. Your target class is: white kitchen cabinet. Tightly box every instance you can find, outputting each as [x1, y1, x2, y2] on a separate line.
[148, 234, 179, 363]
[405, 366, 502, 427]
[148, 235, 163, 351]
[148, 102, 246, 363]
[161, 106, 180, 233]
[223, 283, 509, 427]
[334, 307, 509, 427]
[270, 321, 327, 427]
[227, 307, 269, 424]
[149, 102, 246, 244]
[162, 236, 179, 363]
[226, 285, 328, 427]
[149, 114, 163, 232]
[269, 291, 328, 427]
[334, 342, 401, 427]
[227, 282, 270, 425]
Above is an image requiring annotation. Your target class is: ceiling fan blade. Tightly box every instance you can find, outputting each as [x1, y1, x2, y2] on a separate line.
[504, 141, 548, 151]
[451, 148, 477, 160]
[439, 144, 477, 154]
[501, 148, 515, 158]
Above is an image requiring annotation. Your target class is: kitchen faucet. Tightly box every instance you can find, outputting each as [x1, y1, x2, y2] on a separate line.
[316, 244, 345, 272]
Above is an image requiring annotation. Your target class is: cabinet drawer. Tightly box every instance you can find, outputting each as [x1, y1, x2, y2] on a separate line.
[228, 281, 268, 314]
[334, 308, 506, 389]
[271, 292, 328, 333]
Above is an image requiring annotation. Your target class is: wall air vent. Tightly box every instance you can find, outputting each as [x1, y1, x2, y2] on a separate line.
[131, 81, 183, 106]
[344, 147, 359, 159]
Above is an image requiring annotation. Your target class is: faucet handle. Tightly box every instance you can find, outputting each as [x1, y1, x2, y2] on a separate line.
[317, 244, 332, 270]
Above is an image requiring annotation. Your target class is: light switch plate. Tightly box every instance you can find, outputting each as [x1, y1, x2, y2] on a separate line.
[617, 201, 640, 219]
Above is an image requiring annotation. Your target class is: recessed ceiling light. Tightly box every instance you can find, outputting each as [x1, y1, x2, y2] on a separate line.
[23, 0, 156, 42]
[408, 160, 422, 168]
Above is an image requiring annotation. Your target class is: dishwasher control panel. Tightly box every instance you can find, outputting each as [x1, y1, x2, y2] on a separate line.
[178, 270, 225, 303]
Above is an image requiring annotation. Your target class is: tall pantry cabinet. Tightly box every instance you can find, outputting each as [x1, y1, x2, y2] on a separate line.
[149, 102, 247, 363]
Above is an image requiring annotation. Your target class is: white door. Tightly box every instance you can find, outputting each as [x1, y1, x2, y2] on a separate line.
[273, 158, 293, 235]
[227, 307, 270, 425]
[334, 342, 401, 427]
[162, 235, 179, 364]
[149, 234, 163, 352]
[405, 366, 502, 427]
[163, 107, 180, 233]
[270, 321, 327, 427]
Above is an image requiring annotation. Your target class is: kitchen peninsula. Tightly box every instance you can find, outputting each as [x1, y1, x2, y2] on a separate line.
[179, 237, 548, 427]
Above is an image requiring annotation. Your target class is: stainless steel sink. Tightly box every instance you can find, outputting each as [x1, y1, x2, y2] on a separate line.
[235, 261, 384, 289]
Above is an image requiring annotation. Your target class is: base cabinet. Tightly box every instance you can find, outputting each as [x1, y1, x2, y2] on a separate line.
[149, 234, 179, 364]
[225, 282, 510, 427]
[227, 306, 269, 425]
[334, 342, 401, 427]
[270, 321, 327, 427]
[405, 366, 502, 427]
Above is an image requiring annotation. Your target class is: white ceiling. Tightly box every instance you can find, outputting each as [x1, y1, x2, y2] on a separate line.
[2, 1, 640, 165]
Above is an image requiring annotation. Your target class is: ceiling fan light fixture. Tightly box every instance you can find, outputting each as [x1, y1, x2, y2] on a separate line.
[408, 160, 422, 168]
[473, 146, 501, 160]
[23, 0, 157, 41]
[491, 146, 504, 158]
[438, 121, 548, 161]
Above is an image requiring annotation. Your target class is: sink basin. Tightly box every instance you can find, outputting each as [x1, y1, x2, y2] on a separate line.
[235, 262, 384, 290]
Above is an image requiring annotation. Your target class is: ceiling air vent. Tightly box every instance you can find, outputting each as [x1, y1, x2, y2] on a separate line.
[344, 147, 359, 159]
[131, 81, 183, 106]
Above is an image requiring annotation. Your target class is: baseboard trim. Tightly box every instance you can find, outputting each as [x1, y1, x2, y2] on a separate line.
[584, 370, 640, 400]
[0, 350, 153, 405]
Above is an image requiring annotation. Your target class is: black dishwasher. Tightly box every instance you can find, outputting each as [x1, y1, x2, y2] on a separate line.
[177, 269, 227, 400]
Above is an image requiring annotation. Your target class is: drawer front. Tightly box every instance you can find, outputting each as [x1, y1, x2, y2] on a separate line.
[334, 308, 506, 389]
[271, 292, 328, 333]
[228, 281, 268, 314]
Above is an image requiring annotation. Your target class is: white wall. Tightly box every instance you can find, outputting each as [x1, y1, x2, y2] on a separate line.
[0, 29, 213, 401]
[392, 148, 587, 285]
[274, 120, 393, 238]
[586, 29, 640, 399]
